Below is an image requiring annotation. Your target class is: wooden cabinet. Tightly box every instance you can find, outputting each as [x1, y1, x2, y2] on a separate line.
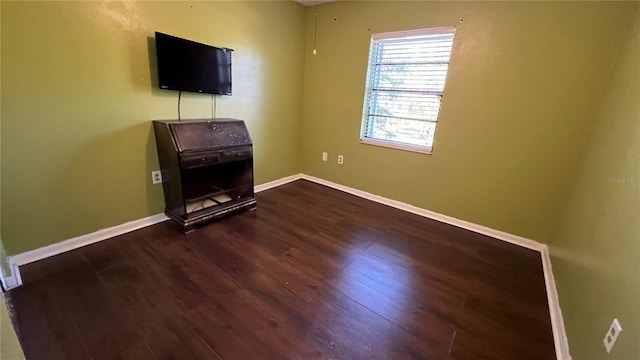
[153, 119, 256, 233]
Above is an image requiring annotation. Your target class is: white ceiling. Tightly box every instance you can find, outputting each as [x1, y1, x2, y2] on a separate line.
[295, 0, 335, 6]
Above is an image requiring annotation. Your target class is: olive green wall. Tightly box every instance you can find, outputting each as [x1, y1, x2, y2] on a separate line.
[1, 296, 25, 360]
[2, 11, 26, 358]
[1, 1, 306, 254]
[0, 0, 5, 275]
[0, 0, 10, 278]
[301, 1, 635, 243]
[549, 6, 640, 359]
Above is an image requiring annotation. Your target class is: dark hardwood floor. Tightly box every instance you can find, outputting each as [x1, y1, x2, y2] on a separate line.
[6, 180, 556, 359]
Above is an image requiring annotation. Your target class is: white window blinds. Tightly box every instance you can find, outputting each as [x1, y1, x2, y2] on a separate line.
[361, 28, 455, 153]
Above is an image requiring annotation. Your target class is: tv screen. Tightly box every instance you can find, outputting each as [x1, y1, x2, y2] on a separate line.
[155, 32, 233, 95]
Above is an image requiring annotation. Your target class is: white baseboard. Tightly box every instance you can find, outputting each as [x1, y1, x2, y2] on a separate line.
[254, 173, 303, 193]
[541, 247, 572, 360]
[0, 261, 23, 291]
[298, 174, 570, 359]
[10, 213, 170, 267]
[3, 173, 571, 359]
[300, 174, 545, 251]
[6, 175, 303, 272]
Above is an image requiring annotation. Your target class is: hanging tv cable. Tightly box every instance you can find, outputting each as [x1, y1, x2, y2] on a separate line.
[313, 0, 319, 55]
[178, 90, 182, 121]
[211, 94, 216, 120]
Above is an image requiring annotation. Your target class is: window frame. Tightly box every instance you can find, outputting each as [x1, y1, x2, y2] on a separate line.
[359, 27, 456, 155]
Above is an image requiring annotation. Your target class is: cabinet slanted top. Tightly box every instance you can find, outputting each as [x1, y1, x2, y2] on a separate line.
[154, 118, 252, 152]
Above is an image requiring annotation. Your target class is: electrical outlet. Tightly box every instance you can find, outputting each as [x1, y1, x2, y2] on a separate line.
[603, 318, 622, 353]
[152, 170, 163, 184]
[322, 152, 328, 161]
[338, 155, 344, 165]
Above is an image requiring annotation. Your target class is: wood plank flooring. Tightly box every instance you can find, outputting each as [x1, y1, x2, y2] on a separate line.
[6, 180, 556, 359]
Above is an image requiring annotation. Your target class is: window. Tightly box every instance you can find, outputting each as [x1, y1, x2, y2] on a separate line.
[360, 27, 456, 154]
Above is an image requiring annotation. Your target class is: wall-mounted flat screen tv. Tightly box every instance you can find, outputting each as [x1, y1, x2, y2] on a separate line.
[155, 32, 233, 95]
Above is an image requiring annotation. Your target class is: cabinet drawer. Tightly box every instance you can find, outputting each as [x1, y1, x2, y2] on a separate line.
[180, 153, 222, 168]
[221, 147, 252, 162]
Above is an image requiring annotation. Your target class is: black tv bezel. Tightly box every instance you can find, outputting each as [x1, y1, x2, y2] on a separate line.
[155, 31, 233, 96]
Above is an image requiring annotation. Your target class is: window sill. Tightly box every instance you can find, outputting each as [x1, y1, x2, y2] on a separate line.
[359, 138, 433, 155]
